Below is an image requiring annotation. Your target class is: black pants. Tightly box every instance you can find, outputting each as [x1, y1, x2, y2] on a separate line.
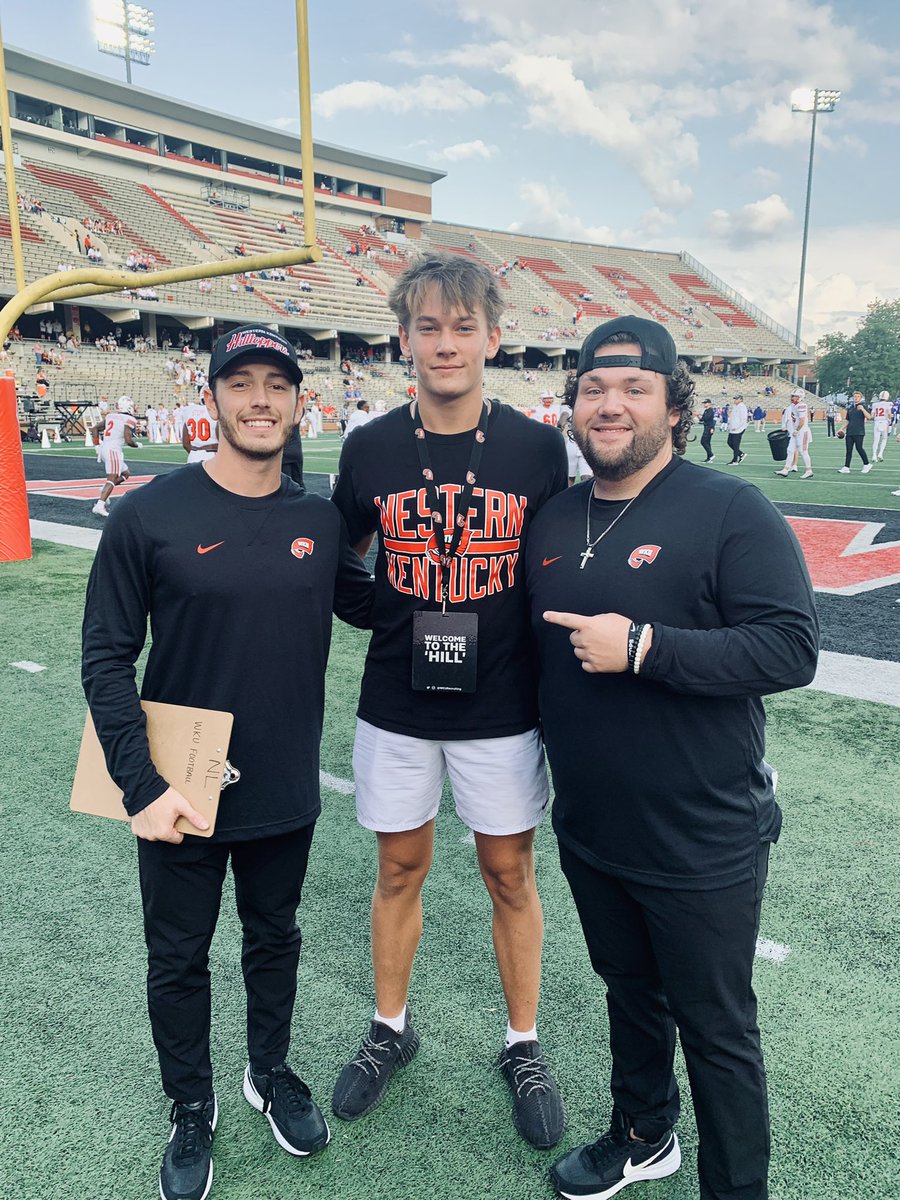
[844, 434, 868, 466]
[700, 427, 714, 460]
[559, 841, 771, 1200]
[826, 416, 836, 437]
[726, 431, 744, 462]
[137, 824, 315, 1102]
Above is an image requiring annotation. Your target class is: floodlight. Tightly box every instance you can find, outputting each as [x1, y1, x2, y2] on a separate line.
[791, 87, 842, 380]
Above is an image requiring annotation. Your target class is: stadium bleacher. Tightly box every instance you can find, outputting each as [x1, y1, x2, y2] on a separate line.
[1, 88, 809, 438]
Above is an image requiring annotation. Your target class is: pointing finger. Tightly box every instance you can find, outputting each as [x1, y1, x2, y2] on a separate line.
[543, 611, 589, 630]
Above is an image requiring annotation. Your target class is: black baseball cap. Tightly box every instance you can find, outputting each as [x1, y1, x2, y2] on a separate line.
[576, 316, 677, 378]
[208, 325, 303, 385]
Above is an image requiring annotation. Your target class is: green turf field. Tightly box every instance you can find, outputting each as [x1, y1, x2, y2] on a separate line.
[1, 541, 897, 1200]
[24, 425, 900, 509]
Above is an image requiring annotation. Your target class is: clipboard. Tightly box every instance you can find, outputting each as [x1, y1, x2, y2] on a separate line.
[70, 702, 236, 837]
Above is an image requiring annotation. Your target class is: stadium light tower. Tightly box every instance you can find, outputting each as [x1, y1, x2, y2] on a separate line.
[94, 1, 155, 85]
[791, 86, 841, 383]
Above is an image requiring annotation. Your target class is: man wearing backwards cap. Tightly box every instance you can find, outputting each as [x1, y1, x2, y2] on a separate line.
[82, 324, 373, 1200]
[526, 316, 818, 1200]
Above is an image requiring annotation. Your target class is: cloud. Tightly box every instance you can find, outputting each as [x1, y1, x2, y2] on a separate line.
[507, 180, 617, 245]
[690, 222, 900, 341]
[706, 194, 794, 246]
[268, 116, 299, 132]
[499, 54, 696, 210]
[752, 167, 780, 186]
[432, 139, 498, 163]
[313, 76, 490, 118]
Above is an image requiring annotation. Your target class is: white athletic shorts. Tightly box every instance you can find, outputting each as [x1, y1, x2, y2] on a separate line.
[187, 448, 216, 463]
[352, 718, 550, 836]
[566, 438, 590, 480]
[101, 446, 128, 477]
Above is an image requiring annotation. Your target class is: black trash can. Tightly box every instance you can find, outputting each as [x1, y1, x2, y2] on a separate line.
[767, 429, 790, 462]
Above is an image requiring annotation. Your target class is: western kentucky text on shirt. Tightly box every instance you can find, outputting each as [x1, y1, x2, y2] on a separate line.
[375, 485, 527, 601]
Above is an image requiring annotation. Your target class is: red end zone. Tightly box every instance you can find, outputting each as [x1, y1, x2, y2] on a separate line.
[26, 475, 157, 501]
[786, 516, 900, 595]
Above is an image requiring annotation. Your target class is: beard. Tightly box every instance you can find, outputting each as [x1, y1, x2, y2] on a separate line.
[216, 409, 294, 460]
[574, 409, 673, 482]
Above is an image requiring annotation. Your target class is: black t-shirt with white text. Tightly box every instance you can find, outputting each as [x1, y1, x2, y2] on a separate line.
[332, 401, 568, 739]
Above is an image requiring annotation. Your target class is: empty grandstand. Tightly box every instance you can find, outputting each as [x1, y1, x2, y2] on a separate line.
[1, 46, 809, 429]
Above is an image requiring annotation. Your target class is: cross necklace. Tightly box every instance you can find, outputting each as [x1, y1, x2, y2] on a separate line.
[580, 486, 638, 569]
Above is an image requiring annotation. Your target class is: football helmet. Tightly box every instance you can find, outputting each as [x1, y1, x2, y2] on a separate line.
[116, 395, 135, 414]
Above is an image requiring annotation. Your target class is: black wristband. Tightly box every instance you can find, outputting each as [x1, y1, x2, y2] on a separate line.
[626, 621, 640, 671]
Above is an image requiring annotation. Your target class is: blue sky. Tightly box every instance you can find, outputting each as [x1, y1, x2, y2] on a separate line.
[3, 0, 898, 342]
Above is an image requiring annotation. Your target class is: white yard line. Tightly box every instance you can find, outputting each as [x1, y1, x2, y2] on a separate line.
[319, 770, 355, 796]
[755, 938, 791, 964]
[808, 650, 900, 709]
[11, 661, 46, 673]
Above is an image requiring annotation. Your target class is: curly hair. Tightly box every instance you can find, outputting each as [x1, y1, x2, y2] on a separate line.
[562, 333, 695, 455]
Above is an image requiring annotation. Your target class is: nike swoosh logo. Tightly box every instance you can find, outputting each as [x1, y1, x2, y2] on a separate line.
[542, 556, 562, 566]
[622, 1136, 674, 1177]
[197, 542, 224, 555]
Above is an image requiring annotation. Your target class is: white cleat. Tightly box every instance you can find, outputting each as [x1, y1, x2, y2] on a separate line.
[861, 463, 873, 474]
[92, 501, 109, 517]
[838, 467, 851, 474]
[802, 470, 813, 479]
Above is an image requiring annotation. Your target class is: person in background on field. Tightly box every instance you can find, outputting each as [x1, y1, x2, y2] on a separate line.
[180, 386, 219, 463]
[752, 402, 766, 433]
[839, 392, 872, 474]
[775, 389, 813, 480]
[871, 390, 892, 462]
[91, 395, 140, 518]
[699, 398, 716, 463]
[725, 394, 748, 464]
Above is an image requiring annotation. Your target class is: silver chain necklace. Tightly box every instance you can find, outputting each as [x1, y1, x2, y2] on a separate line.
[580, 486, 638, 569]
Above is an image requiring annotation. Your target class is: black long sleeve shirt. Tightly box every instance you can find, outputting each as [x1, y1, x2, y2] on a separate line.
[82, 464, 373, 840]
[526, 458, 819, 888]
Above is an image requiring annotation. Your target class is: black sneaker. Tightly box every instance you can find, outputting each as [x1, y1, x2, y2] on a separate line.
[497, 1039, 566, 1149]
[331, 1010, 420, 1121]
[550, 1110, 680, 1199]
[159, 1092, 217, 1200]
[243, 1063, 330, 1156]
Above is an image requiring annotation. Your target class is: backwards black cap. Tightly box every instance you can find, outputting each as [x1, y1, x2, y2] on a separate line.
[575, 315, 677, 378]
[208, 325, 303, 386]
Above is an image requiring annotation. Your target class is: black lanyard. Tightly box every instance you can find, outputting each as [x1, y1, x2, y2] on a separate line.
[412, 400, 490, 608]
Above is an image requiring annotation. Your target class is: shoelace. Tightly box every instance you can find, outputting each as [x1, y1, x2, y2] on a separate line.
[350, 1033, 396, 1077]
[506, 1051, 553, 1097]
[586, 1128, 659, 1170]
[261, 1066, 312, 1116]
[169, 1101, 213, 1161]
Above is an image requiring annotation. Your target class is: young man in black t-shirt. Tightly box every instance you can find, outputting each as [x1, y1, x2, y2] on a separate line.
[330, 253, 568, 1149]
[82, 326, 372, 1200]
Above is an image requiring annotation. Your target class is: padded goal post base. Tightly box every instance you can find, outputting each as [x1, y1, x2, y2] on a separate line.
[0, 376, 32, 562]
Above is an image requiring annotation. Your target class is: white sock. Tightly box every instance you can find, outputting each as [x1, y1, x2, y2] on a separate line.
[374, 1006, 406, 1034]
[506, 1021, 537, 1047]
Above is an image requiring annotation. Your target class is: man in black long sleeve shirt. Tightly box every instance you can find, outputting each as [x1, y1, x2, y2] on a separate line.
[82, 326, 373, 1200]
[526, 317, 818, 1200]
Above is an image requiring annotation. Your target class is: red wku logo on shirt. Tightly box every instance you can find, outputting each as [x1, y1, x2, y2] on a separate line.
[628, 544, 661, 569]
[291, 537, 314, 559]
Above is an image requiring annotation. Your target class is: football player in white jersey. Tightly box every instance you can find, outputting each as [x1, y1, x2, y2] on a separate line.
[871, 390, 891, 462]
[92, 396, 140, 516]
[529, 389, 561, 427]
[180, 387, 219, 462]
[775, 388, 813, 479]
